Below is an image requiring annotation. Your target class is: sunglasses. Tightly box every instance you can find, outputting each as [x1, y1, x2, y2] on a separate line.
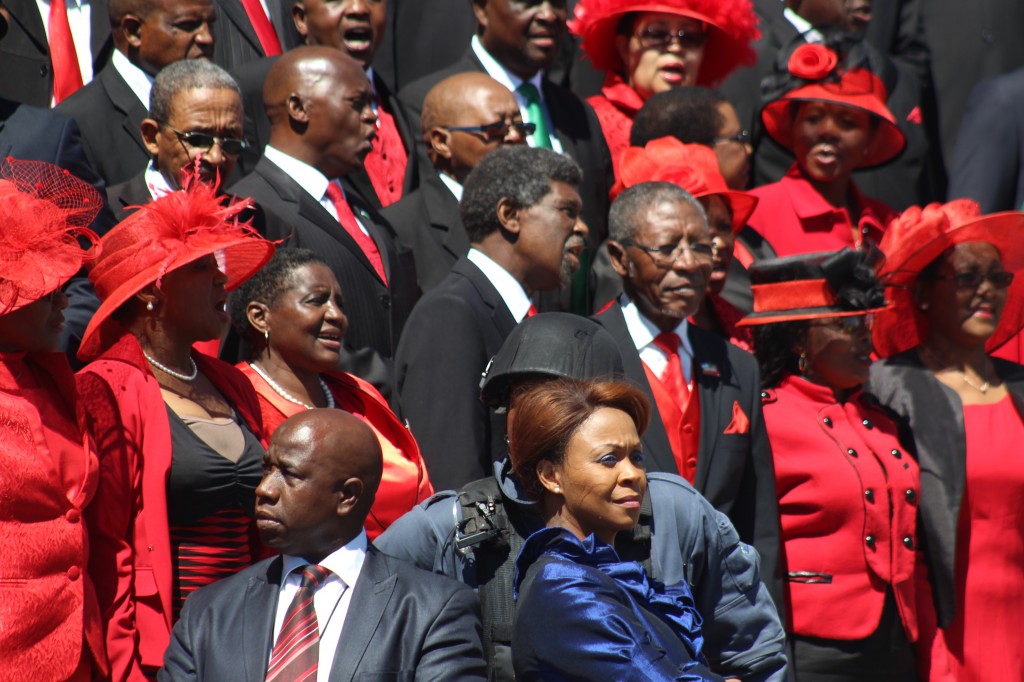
[635, 26, 708, 51]
[158, 121, 249, 156]
[934, 270, 1015, 290]
[445, 120, 536, 142]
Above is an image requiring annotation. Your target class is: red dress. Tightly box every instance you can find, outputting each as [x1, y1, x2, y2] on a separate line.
[238, 364, 433, 539]
[587, 72, 645, 182]
[926, 395, 1024, 679]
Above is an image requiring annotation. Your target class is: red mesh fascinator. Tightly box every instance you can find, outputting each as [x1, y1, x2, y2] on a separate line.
[569, 0, 759, 86]
[611, 136, 758, 233]
[0, 157, 100, 315]
[78, 173, 275, 360]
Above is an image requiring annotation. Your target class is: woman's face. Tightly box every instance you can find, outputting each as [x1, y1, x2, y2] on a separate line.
[264, 263, 348, 374]
[802, 313, 874, 390]
[713, 101, 752, 190]
[918, 242, 1010, 348]
[791, 101, 876, 187]
[703, 195, 735, 296]
[541, 407, 647, 546]
[0, 288, 68, 353]
[617, 12, 706, 99]
[157, 254, 230, 343]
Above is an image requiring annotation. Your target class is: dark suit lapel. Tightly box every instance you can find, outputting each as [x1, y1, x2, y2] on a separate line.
[457, 258, 517, 336]
[89, 0, 112, 62]
[689, 326, 726, 492]
[330, 547, 397, 682]
[218, 0, 264, 55]
[7, 0, 48, 53]
[101, 68, 149, 154]
[243, 558, 283, 680]
[423, 173, 468, 260]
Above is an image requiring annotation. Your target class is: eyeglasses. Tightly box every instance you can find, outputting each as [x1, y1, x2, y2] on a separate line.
[713, 130, 751, 146]
[810, 314, 875, 333]
[621, 238, 714, 267]
[445, 120, 536, 142]
[158, 121, 249, 156]
[934, 270, 1015, 289]
[635, 26, 708, 51]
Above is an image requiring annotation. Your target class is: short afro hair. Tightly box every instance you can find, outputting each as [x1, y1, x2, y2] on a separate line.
[630, 87, 727, 148]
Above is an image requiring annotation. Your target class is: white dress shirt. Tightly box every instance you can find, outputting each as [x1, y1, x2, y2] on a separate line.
[467, 248, 533, 323]
[782, 7, 825, 44]
[619, 295, 694, 384]
[35, 0, 94, 103]
[263, 145, 372, 237]
[111, 49, 154, 109]
[144, 160, 174, 199]
[438, 172, 463, 201]
[272, 531, 368, 680]
[470, 35, 564, 154]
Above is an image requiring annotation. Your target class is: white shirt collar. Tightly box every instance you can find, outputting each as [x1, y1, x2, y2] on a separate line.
[471, 34, 544, 95]
[467, 248, 533, 322]
[144, 160, 175, 198]
[619, 294, 694, 382]
[782, 7, 825, 43]
[280, 530, 368, 592]
[263, 145, 331, 204]
[112, 48, 155, 109]
[438, 172, 463, 201]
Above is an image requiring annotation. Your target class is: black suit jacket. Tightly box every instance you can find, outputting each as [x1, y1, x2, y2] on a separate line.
[158, 545, 487, 681]
[0, 0, 113, 107]
[593, 302, 782, 608]
[229, 156, 419, 394]
[868, 352, 1024, 627]
[55, 64, 149, 185]
[232, 56, 416, 210]
[397, 47, 613, 246]
[394, 256, 518, 491]
[380, 170, 467, 292]
[210, 0, 301, 73]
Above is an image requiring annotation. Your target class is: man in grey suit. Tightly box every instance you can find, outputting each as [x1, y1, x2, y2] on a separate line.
[160, 409, 486, 681]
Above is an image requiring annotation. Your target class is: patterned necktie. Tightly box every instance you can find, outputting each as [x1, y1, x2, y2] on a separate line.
[651, 332, 689, 405]
[516, 82, 553, 149]
[48, 0, 83, 104]
[266, 564, 332, 682]
[239, 0, 282, 56]
[324, 182, 388, 285]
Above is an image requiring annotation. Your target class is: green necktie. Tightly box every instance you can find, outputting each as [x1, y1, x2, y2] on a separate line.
[517, 82, 553, 149]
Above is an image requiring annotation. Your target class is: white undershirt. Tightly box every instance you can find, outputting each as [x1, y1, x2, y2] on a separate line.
[619, 295, 694, 384]
[467, 248, 533, 322]
[35, 0, 94, 104]
[782, 7, 825, 44]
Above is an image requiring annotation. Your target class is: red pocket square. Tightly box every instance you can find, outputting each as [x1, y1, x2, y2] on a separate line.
[724, 400, 750, 434]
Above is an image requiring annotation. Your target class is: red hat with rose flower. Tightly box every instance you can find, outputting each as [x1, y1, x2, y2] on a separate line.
[761, 43, 905, 168]
[568, 0, 760, 86]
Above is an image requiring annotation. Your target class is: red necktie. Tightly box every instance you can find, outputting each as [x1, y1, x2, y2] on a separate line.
[362, 98, 408, 208]
[325, 183, 388, 285]
[239, 0, 282, 56]
[48, 0, 83, 104]
[651, 332, 689, 405]
[265, 564, 332, 682]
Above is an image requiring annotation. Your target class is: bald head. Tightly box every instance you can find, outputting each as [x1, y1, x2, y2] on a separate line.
[422, 72, 527, 183]
[264, 46, 376, 179]
[255, 409, 382, 561]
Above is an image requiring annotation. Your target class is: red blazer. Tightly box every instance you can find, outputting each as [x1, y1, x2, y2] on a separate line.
[747, 165, 897, 257]
[762, 374, 932, 641]
[0, 352, 106, 681]
[588, 72, 645, 183]
[77, 334, 266, 680]
[238, 364, 433, 539]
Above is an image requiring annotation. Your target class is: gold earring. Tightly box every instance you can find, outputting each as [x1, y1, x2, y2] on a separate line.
[798, 351, 810, 374]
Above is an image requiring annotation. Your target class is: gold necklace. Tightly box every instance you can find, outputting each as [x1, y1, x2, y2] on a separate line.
[960, 370, 991, 394]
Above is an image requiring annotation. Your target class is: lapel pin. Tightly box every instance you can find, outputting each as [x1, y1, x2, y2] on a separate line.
[700, 362, 720, 378]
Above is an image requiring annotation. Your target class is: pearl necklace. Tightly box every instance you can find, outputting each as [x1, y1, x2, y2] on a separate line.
[961, 371, 991, 394]
[249, 362, 335, 409]
[143, 349, 198, 382]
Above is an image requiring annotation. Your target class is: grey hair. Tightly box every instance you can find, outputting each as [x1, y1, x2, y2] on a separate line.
[608, 181, 708, 243]
[150, 60, 242, 121]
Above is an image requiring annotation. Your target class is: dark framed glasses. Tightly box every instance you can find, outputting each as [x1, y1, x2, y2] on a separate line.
[635, 26, 708, 51]
[158, 121, 249, 156]
[445, 120, 536, 141]
[713, 130, 751, 146]
[935, 270, 1015, 289]
[620, 238, 715, 267]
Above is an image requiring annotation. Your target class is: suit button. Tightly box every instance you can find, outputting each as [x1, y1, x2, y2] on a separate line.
[862, 419, 873, 429]
[65, 509, 81, 523]
[40, 64, 49, 77]
[847, 448, 858, 457]
[823, 417, 833, 427]
[864, 488, 874, 502]
[682, 424, 694, 434]
[903, 536, 914, 549]
[891, 448, 902, 459]
[67, 566, 81, 581]
[379, 294, 390, 309]
[865, 535, 876, 549]
[905, 489, 916, 503]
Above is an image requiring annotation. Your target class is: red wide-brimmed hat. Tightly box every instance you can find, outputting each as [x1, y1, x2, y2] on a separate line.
[611, 136, 758, 233]
[0, 158, 101, 315]
[761, 44, 905, 168]
[78, 177, 275, 360]
[568, 0, 759, 86]
[738, 248, 889, 326]
[873, 200, 1024, 357]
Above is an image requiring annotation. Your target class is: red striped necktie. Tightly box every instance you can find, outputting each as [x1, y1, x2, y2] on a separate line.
[265, 564, 332, 682]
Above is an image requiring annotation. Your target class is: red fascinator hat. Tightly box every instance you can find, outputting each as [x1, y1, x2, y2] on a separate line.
[569, 0, 759, 86]
[0, 157, 100, 315]
[611, 136, 758, 233]
[761, 43, 905, 168]
[738, 247, 889, 327]
[78, 176, 275, 360]
[872, 200, 1024, 357]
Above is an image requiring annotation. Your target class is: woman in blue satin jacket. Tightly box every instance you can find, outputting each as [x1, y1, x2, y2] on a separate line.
[509, 378, 723, 681]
